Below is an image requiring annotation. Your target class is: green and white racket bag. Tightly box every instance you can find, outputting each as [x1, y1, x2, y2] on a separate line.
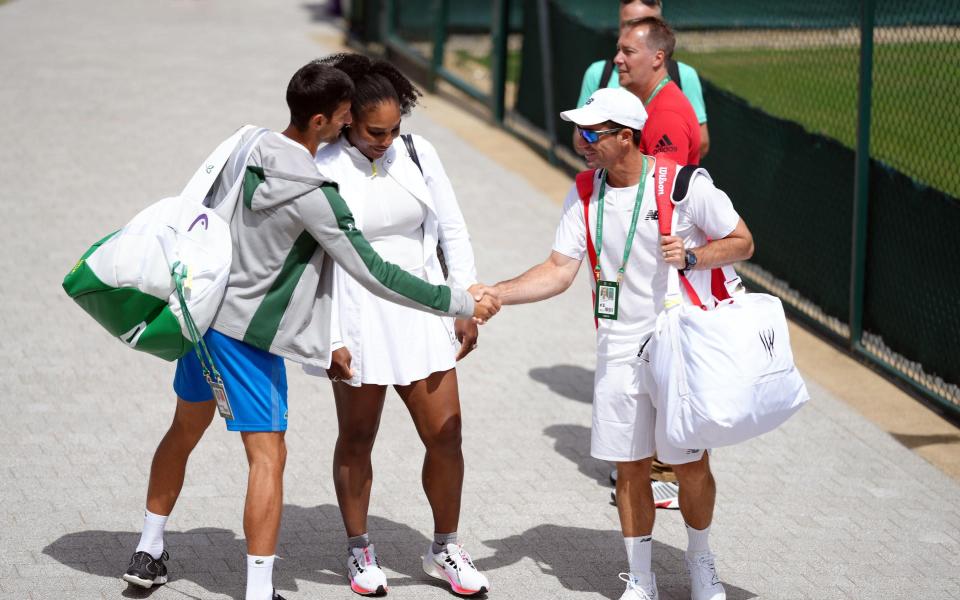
[62, 126, 268, 360]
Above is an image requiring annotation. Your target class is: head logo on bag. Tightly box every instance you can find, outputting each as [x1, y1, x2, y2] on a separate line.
[62, 126, 269, 361]
[188, 213, 209, 232]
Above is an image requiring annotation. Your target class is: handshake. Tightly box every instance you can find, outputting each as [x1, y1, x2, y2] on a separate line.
[468, 283, 502, 324]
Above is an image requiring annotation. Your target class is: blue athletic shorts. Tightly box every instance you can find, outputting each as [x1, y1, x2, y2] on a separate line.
[174, 329, 288, 432]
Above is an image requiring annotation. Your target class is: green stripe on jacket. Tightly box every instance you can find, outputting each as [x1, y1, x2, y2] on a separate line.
[243, 231, 318, 349]
[320, 184, 451, 312]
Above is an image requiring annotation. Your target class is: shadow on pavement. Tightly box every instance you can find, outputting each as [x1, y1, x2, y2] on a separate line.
[476, 523, 755, 600]
[543, 423, 611, 487]
[890, 431, 960, 449]
[528, 364, 595, 404]
[41, 503, 466, 597]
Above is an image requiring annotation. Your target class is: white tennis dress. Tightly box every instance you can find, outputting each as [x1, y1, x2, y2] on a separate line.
[331, 144, 458, 385]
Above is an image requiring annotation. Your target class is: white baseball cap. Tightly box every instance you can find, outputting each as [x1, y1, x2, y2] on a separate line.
[560, 87, 647, 131]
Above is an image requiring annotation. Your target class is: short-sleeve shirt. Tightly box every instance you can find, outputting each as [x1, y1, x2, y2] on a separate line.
[640, 81, 701, 166]
[577, 59, 708, 124]
[552, 163, 740, 362]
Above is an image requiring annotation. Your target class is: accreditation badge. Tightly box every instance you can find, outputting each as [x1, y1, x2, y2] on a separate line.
[594, 279, 620, 320]
[206, 374, 235, 420]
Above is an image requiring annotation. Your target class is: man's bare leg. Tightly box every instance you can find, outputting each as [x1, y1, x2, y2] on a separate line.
[671, 452, 724, 599]
[615, 458, 655, 537]
[145, 398, 217, 515]
[671, 452, 715, 531]
[241, 431, 287, 600]
[123, 399, 216, 589]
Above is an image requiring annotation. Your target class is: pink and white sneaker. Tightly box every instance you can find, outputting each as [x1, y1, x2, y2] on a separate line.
[347, 544, 388, 596]
[422, 543, 489, 596]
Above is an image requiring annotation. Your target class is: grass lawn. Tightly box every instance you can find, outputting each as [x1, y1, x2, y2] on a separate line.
[453, 48, 523, 85]
[676, 41, 960, 198]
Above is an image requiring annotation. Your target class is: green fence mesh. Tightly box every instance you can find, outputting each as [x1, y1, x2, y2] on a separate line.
[349, 0, 960, 411]
[513, 0, 960, 409]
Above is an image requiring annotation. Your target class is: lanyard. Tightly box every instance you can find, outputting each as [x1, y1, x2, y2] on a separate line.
[644, 76, 670, 106]
[594, 159, 649, 283]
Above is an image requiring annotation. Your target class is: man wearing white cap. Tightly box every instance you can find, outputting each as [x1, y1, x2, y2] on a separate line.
[492, 87, 754, 600]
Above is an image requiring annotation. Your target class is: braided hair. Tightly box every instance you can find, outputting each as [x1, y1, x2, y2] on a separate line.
[316, 53, 421, 117]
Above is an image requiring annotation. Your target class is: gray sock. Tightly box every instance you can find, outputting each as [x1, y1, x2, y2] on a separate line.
[432, 532, 458, 555]
[347, 533, 370, 554]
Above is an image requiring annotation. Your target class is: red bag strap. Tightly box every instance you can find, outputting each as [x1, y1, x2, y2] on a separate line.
[576, 169, 598, 274]
[575, 169, 600, 329]
[652, 157, 709, 309]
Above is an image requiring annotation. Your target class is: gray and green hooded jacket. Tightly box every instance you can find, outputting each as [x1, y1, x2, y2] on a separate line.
[206, 130, 475, 368]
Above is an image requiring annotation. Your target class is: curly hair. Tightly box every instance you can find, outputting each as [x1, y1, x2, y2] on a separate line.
[316, 53, 421, 117]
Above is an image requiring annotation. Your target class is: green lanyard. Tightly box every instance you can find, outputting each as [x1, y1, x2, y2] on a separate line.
[644, 76, 671, 106]
[594, 159, 649, 283]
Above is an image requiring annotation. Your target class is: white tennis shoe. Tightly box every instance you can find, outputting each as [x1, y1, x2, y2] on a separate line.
[422, 543, 489, 596]
[347, 545, 388, 596]
[686, 550, 725, 600]
[618, 572, 658, 600]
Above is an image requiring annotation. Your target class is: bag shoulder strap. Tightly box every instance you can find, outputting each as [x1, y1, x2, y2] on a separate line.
[653, 157, 706, 308]
[181, 125, 265, 202]
[575, 169, 599, 274]
[401, 134, 423, 175]
[402, 133, 449, 278]
[667, 59, 682, 92]
[600, 59, 616, 89]
[575, 169, 600, 329]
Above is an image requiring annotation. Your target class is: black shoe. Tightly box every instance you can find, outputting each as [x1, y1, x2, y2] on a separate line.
[273, 589, 287, 600]
[122, 550, 169, 588]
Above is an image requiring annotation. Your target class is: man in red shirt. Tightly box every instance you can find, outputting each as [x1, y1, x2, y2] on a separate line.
[615, 16, 701, 165]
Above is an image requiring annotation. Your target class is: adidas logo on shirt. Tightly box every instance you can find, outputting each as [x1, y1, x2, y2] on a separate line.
[653, 133, 678, 155]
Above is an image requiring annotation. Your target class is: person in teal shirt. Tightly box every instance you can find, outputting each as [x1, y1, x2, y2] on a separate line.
[575, 0, 710, 158]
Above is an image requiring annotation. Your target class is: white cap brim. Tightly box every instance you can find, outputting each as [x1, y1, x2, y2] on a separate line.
[559, 105, 610, 128]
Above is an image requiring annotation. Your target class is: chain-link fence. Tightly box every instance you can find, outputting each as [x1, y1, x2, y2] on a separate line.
[347, 0, 960, 416]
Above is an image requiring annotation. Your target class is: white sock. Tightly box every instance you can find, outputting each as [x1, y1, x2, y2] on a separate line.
[624, 535, 652, 578]
[686, 523, 711, 555]
[245, 554, 275, 600]
[135, 510, 168, 559]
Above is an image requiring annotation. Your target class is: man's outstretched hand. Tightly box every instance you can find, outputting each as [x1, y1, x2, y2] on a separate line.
[468, 283, 501, 323]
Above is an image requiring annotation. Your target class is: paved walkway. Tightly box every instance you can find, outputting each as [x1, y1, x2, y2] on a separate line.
[1, 1, 958, 599]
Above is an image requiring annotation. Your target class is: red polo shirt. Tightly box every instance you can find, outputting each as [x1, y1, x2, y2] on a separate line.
[639, 79, 701, 166]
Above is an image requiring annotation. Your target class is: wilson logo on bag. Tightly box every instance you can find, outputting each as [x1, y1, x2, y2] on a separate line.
[644, 157, 809, 448]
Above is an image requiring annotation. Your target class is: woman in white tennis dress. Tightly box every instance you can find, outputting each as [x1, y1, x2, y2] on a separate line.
[308, 53, 490, 597]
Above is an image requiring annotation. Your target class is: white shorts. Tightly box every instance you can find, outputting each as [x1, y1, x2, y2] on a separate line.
[591, 358, 706, 465]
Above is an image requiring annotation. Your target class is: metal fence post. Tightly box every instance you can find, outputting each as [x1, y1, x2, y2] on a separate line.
[490, 0, 510, 124]
[536, 0, 558, 164]
[849, 0, 875, 349]
[382, 0, 396, 45]
[430, 0, 450, 93]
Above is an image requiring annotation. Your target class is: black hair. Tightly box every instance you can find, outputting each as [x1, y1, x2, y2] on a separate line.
[286, 62, 355, 130]
[609, 120, 643, 145]
[621, 0, 662, 7]
[316, 52, 421, 117]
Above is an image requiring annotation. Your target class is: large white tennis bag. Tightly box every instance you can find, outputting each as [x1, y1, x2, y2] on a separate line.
[648, 268, 809, 449]
[62, 126, 267, 360]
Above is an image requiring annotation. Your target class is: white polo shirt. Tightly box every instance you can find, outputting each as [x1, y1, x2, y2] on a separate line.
[552, 165, 741, 362]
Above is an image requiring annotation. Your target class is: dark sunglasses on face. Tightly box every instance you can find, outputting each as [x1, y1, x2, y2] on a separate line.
[577, 125, 625, 144]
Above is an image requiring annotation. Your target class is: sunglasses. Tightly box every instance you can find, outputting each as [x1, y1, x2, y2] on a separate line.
[577, 125, 625, 144]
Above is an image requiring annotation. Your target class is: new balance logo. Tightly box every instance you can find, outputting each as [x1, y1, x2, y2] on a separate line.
[654, 134, 677, 155]
[759, 328, 776, 358]
[644, 209, 658, 221]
